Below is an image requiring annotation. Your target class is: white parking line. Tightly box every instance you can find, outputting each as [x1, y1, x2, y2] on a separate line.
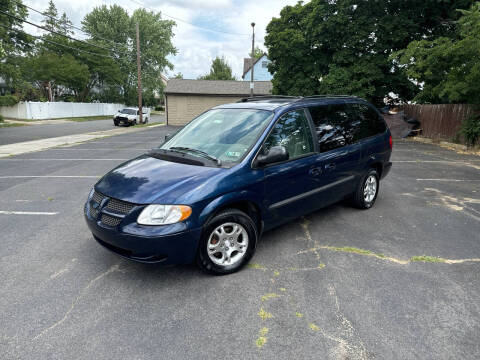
[0, 175, 99, 178]
[0, 211, 58, 215]
[1, 159, 128, 161]
[416, 179, 480, 182]
[50, 148, 151, 151]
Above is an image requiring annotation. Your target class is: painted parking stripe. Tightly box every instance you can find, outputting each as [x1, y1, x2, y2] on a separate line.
[0, 159, 128, 161]
[0, 211, 58, 215]
[0, 175, 99, 178]
[416, 179, 480, 182]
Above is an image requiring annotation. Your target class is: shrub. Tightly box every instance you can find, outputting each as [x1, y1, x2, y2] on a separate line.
[155, 105, 165, 111]
[0, 114, 4, 123]
[460, 114, 480, 146]
[0, 95, 19, 107]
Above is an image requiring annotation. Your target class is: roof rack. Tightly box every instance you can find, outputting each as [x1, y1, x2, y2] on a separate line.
[298, 95, 358, 101]
[238, 95, 301, 103]
[238, 94, 362, 104]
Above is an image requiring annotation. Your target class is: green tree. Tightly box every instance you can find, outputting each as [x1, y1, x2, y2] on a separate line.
[265, 0, 474, 105]
[82, 5, 176, 105]
[173, 72, 183, 79]
[41, 0, 59, 32]
[59, 12, 73, 35]
[393, 2, 480, 104]
[249, 46, 264, 59]
[198, 56, 236, 80]
[23, 52, 90, 101]
[0, 0, 33, 91]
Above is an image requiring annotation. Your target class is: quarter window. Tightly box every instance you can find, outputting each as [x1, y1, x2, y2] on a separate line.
[352, 104, 387, 141]
[263, 110, 314, 160]
[308, 104, 356, 152]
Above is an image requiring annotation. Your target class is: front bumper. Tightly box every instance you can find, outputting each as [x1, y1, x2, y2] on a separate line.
[85, 204, 202, 265]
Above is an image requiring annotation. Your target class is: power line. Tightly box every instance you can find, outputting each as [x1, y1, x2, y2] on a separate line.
[128, 0, 250, 37]
[11, 0, 128, 51]
[0, 22, 115, 59]
[0, 8, 120, 55]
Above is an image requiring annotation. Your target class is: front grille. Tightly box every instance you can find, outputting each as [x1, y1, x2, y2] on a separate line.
[100, 214, 122, 227]
[89, 190, 137, 227]
[92, 191, 104, 204]
[90, 206, 99, 219]
[106, 198, 135, 215]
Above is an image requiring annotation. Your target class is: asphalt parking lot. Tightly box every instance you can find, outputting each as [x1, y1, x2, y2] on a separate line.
[1, 127, 479, 359]
[0, 114, 165, 146]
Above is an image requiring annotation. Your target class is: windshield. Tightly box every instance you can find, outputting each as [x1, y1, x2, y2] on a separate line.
[120, 109, 137, 115]
[161, 108, 273, 166]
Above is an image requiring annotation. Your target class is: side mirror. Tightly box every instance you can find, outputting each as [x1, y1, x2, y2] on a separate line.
[256, 146, 289, 166]
[117, 110, 120, 112]
[164, 133, 172, 142]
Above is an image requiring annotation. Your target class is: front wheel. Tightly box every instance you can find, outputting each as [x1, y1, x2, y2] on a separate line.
[196, 209, 257, 275]
[352, 169, 379, 209]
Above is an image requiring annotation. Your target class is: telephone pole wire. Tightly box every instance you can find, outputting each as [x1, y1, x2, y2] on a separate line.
[250, 22, 255, 97]
[136, 22, 143, 124]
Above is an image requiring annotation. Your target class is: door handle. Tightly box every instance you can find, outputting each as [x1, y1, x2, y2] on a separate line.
[325, 163, 336, 171]
[309, 167, 322, 176]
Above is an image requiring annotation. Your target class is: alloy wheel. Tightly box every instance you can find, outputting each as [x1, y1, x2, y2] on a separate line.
[207, 222, 249, 266]
[363, 175, 377, 203]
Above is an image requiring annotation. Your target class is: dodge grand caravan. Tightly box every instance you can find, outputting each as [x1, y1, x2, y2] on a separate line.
[84, 95, 392, 275]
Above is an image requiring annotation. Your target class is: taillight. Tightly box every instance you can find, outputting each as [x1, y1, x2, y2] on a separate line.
[389, 135, 393, 149]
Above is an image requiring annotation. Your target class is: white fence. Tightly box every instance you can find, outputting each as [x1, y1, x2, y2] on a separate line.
[0, 102, 126, 120]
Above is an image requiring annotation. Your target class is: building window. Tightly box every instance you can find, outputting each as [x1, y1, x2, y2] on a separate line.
[262, 61, 268, 68]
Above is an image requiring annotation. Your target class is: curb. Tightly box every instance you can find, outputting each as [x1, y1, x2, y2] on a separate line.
[0, 123, 165, 158]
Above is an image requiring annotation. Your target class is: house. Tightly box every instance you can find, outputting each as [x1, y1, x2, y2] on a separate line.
[242, 54, 273, 81]
[164, 79, 272, 125]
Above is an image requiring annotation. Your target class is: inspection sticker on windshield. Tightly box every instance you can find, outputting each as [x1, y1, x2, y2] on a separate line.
[226, 151, 241, 158]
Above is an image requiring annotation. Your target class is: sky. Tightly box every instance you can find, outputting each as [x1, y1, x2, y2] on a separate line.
[23, 0, 299, 80]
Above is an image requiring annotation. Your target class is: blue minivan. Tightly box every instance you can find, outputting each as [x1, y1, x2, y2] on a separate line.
[85, 96, 392, 275]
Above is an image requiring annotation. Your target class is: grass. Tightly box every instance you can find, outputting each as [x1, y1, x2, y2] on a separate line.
[0, 122, 27, 127]
[67, 116, 112, 122]
[255, 327, 269, 348]
[410, 255, 446, 263]
[258, 308, 273, 320]
[247, 263, 266, 270]
[327, 246, 386, 258]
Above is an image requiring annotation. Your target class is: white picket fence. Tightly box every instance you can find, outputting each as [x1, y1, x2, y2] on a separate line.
[0, 102, 126, 120]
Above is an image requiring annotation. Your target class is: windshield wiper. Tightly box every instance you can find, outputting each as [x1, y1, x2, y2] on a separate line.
[169, 146, 222, 166]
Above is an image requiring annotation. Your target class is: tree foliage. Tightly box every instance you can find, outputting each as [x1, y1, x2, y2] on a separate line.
[82, 5, 176, 105]
[249, 46, 264, 59]
[265, 0, 474, 105]
[198, 56, 236, 80]
[393, 2, 480, 104]
[0, 0, 33, 89]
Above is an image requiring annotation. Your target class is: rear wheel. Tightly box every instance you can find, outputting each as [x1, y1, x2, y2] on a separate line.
[352, 169, 379, 209]
[196, 209, 257, 275]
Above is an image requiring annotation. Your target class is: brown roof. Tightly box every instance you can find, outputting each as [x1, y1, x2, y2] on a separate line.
[164, 79, 272, 96]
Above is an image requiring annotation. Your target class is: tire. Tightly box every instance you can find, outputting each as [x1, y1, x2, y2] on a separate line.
[352, 169, 379, 209]
[114, 121, 118, 126]
[196, 209, 257, 275]
[144, 117, 148, 124]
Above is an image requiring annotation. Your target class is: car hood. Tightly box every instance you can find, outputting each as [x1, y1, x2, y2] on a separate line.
[95, 155, 225, 204]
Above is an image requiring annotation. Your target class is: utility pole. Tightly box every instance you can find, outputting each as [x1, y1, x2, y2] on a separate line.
[250, 22, 255, 97]
[136, 22, 143, 124]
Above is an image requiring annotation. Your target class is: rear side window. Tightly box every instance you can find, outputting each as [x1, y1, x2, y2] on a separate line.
[352, 104, 387, 141]
[308, 104, 357, 152]
[263, 109, 314, 159]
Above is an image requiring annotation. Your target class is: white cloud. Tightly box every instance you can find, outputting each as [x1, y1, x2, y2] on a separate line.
[24, 0, 299, 79]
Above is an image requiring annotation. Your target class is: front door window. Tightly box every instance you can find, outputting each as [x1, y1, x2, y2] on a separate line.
[263, 109, 314, 160]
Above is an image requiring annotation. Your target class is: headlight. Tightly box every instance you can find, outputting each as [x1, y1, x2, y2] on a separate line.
[137, 205, 192, 225]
